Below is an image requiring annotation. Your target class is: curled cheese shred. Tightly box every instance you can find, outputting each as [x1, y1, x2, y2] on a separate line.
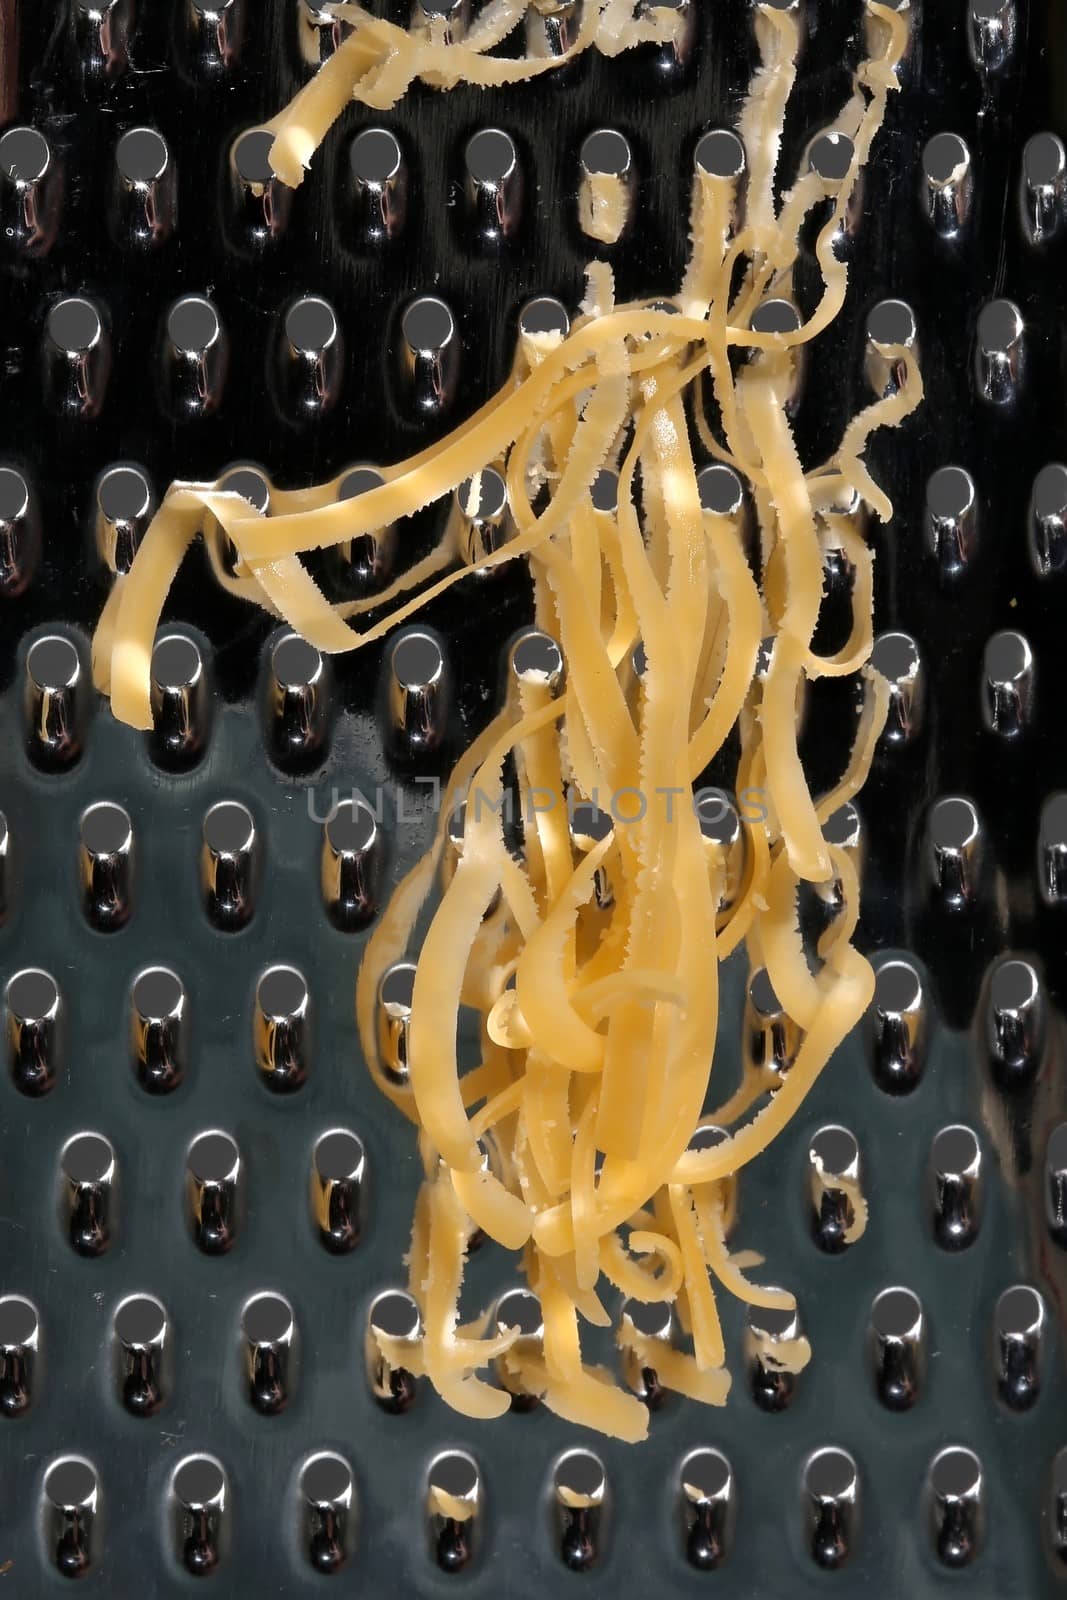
[92, 3, 919, 1438]
[264, 1, 686, 189]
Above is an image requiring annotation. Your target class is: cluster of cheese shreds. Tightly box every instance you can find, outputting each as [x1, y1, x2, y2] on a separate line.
[93, 1, 920, 1440]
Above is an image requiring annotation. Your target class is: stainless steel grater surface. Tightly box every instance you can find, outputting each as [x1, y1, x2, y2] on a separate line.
[2, 0, 1067, 1593]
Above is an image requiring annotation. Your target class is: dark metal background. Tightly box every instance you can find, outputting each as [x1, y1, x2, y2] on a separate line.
[1, 0, 1066, 1593]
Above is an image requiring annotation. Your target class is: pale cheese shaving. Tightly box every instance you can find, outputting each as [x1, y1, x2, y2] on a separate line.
[91, 2, 915, 1439]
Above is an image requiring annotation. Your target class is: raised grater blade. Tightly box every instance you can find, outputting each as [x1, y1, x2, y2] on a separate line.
[2, 0, 1067, 1594]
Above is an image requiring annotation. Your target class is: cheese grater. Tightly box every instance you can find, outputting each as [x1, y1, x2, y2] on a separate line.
[2, 0, 1067, 1593]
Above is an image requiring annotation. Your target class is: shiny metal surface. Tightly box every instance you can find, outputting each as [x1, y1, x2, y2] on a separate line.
[1, 2, 1066, 1595]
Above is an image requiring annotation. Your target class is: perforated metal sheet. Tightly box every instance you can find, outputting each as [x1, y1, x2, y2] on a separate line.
[1, 0, 1067, 1594]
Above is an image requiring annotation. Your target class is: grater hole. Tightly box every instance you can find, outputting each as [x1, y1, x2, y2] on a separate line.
[682, 1447, 730, 1501]
[688, 1123, 729, 1153]
[242, 1293, 294, 1345]
[429, 1451, 479, 1500]
[152, 634, 202, 690]
[986, 959, 1044, 1081]
[923, 132, 969, 185]
[392, 631, 444, 691]
[871, 1286, 923, 1340]
[219, 465, 270, 516]
[748, 967, 782, 1017]
[272, 632, 322, 689]
[875, 959, 921, 1014]
[45, 1457, 97, 1507]
[975, 300, 1024, 403]
[0, 1294, 37, 1348]
[0, 466, 30, 522]
[315, 1129, 364, 1182]
[519, 296, 570, 339]
[621, 1297, 673, 1339]
[808, 132, 854, 182]
[976, 297, 1023, 354]
[339, 466, 386, 500]
[747, 1301, 796, 1339]
[203, 801, 255, 857]
[745, 963, 800, 1074]
[926, 466, 975, 521]
[680, 1443, 733, 1565]
[47, 297, 102, 354]
[932, 1124, 981, 1176]
[257, 966, 308, 1022]
[694, 129, 746, 179]
[1048, 1122, 1067, 1172]
[174, 1456, 225, 1508]
[1023, 131, 1065, 186]
[79, 801, 133, 926]
[570, 801, 613, 846]
[823, 803, 860, 850]
[80, 801, 131, 858]
[7, 968, 59, 1024]
[466, 128, 518, 185]
[983, 629, 1031, 687]
[27, 635, 79, 691]
[188, 1132, 239, 1184]
[402, 297, 455, 356]
[132, 967, 183, 1023]
[1040, 794, 1067, 898]
[116, 128, 169, 186]
[369, 1289, 421, 1341]
[990, 957, 1039, 1014]
[458, 467, 508, 522]
[495, 1287, 542, 1337]
[554, 1449, 606, 1502]
[511, 630, 564, 685]
[428, 1450, 479, 1571]
[810, 1125, 857, 1178]
[167, 295, 223, 356]
[379, 963, 416, 1013]
[285, 296, 339, 357]
[232, 130, 276, 186]
[351, 128, 403, 184]
[930, 796, 979, 849]
[114, 1294, 166, 1348]
[325, 800, 377, 856]
[591, 469, 618, 513]
[580, 129, 631, 178]
[696, 790, 741, 845]
[697, 463, 744, 516]
[62, 1133, 114, 1185]
[995, 1284, 1043, 1339]
[750, 298, 800, 335]
[866, 298, 915, 347]
[803, 1448, 858, 1569]
[931, 1125, 983, 1250]
[804, 1447, 857, 1502]
[1033, 462, 1067, 519]
[0, 126, 50, 185]
[302, 1453, 353, 1506]
[97, 465, 151, 527]
[301, 1452, 354, 1570]
[930, 1446, 981, 1500]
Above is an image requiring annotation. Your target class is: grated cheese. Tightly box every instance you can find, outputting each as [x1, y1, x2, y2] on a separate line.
[92, 1, 917, 1439]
